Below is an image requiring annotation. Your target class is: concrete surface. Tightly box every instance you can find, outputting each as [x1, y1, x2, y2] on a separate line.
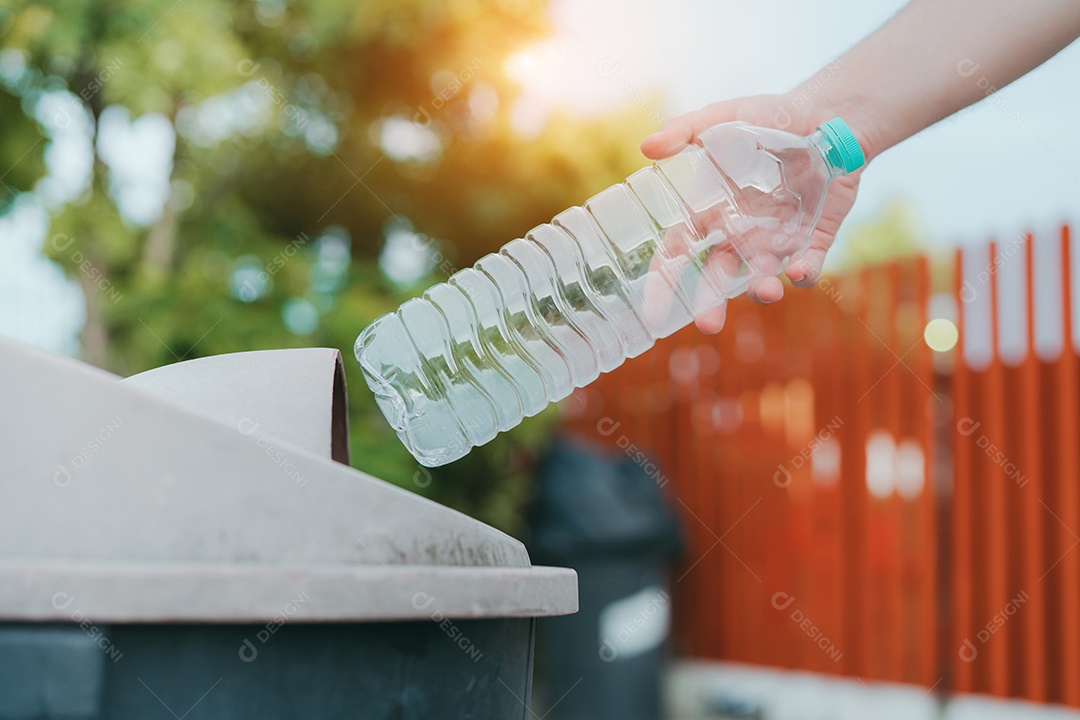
[664, 660, 1080, 720]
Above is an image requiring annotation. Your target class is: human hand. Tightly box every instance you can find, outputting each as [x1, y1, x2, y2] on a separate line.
[641, 93, 866, 333]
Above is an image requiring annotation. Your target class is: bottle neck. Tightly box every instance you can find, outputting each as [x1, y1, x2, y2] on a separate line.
[807, 129, 847, 180]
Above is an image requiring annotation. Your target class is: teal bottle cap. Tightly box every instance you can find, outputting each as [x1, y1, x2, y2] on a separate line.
[818, 118, 865, 173]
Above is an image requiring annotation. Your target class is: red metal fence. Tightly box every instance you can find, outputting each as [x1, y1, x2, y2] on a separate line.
[561, 224, 1080, 705]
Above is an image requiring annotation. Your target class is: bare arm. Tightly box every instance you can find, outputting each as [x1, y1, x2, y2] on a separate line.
[812, 0, 1080, 161]
[641, 0, 1080, 330]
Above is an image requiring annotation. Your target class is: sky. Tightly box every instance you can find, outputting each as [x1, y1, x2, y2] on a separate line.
[4, 0, 1080, 357]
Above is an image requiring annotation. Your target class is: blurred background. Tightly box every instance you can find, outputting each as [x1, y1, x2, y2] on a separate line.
[3, 0, 1080, 718]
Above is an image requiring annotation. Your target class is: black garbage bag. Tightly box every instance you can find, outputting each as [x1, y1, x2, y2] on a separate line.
[530, 435, 683, 564]
[529, 435, 684, 720]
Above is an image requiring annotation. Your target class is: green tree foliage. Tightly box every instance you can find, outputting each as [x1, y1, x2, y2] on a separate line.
[0, 0, 656, 534]
[0, 83, 47, 212]
[834, 198, 928, 268]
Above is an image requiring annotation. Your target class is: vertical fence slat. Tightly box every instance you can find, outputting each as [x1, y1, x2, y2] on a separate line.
[884, 261, 905, 682]
[696, 331, 724, 666]
[984, 241, 1011, 697]
[913, 255, 938, 687]
[713, 320, 740, 663]
[952, 246, 975, 693]
[1051, 226, 1080, 705]
[1017, 232, 1047, 701]
[814, 281, 846, 674]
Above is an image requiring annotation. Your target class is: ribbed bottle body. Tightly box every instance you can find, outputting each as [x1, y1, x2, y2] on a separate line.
[356, 121, 838, 466]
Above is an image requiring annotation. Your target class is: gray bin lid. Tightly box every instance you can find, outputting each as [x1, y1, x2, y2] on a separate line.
[0, 338, 576, 623]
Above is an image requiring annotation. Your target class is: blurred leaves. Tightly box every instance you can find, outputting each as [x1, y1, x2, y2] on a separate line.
[0, 84, 47, 212]
[836, 198, 928, 268]
[1, 0, 654, 534]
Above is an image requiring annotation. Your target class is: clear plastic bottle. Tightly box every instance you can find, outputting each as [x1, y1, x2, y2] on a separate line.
[356, 118, 865, 467]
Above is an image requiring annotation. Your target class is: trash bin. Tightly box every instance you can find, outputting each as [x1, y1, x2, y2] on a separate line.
[529, 436, 682, 720]
[0, 338, 577, 719]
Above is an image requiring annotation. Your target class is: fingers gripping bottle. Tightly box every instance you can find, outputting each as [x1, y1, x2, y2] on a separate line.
[356, 118, 865, 466]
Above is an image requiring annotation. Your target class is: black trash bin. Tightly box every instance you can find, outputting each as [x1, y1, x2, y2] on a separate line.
[0, 343, 578, 720]
[529, 436, 682, 720]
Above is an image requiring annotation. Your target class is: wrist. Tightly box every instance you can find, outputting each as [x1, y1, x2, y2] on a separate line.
[783, 85, 889, 166]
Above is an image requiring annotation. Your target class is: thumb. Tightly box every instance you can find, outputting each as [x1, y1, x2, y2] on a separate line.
[640, 100, 742, 160]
